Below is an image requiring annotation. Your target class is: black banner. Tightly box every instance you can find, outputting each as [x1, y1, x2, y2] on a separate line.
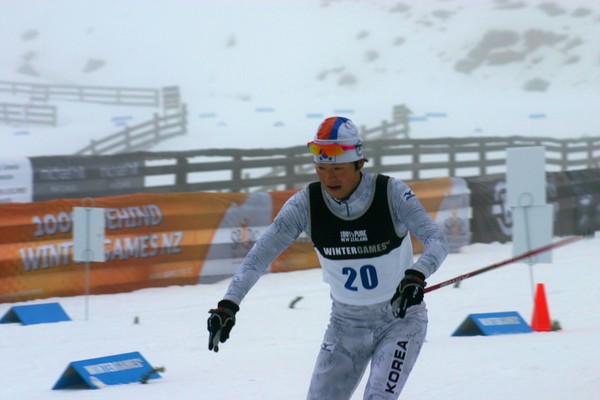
[466, 174, 511, 244]
[467, 168, 600, 244]
[563, 168, 600, 236]
[30, 154, 145, 201]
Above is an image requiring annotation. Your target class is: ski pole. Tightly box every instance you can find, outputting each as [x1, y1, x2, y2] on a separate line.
[425, 235, 586, 293]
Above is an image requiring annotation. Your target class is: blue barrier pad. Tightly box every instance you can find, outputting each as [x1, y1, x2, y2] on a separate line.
[425, 112, 448, 118]
[528, 113, 547, 119]
[452, 311, 533, 336]
[333, 109, 355, 114]
[53, 351, 161, 389]
[254, 107, 275, 113]
[0, 302, 71, 325]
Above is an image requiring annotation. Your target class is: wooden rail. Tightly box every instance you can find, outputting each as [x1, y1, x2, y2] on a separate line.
[0, 102, 56, 126]
[141, 135, 600, 193]
[0, 80, 161, 107]
[75, 105, 188, 155]
[27, 135, 600, 201]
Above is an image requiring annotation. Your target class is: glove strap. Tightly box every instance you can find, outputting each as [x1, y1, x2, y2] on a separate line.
[214, 299, 239, 317]
[404, 269, 426, 286]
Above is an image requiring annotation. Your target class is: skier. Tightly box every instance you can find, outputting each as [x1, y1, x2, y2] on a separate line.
[207, 116, 449, 399]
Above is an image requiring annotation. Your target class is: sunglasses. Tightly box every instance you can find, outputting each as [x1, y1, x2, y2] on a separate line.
[307, 141, 359, 158]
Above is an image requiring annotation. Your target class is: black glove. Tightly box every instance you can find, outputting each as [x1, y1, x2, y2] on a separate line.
[207, 300, 239, 352]
[390, 269, 426, 318]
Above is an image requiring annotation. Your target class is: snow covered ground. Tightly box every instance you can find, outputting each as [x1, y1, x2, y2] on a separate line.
[1, 0, 598, 156]
[0, 1, 599, 399]
[0, 235, 598, 399]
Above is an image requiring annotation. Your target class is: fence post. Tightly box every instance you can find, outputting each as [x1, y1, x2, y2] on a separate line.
[586, 138, 594, 169]
[448, 142, 456, 177]
[479, 139, 486, 176]
[381, 120, 388, 138]
[392, 104, 411, 138]
[124, 126, 131, 152]
[413, 143, 420, 180]
[51, 105, 57, 127]
[231, 154, 242, 192]
[561, 141, 568, 170]
[162, 86, 180, 111]
[180, 104, 188, 135]
[369, 142, 381, 169]
[153, 113, 160, 145]
[175, 157, 188, 190]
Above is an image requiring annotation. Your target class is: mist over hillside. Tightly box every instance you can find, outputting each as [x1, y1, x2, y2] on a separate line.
[1, 0, 599, 156]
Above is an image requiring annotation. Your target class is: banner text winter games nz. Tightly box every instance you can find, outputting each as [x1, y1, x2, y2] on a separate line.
[21, 205, 183, 271]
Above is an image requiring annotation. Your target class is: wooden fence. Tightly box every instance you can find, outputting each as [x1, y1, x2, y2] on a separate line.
[360, 104, 411, 139]
[26, 134, 600, 201]
[136, 135, 600, 194]
[75, 104, 188, 155]
[0, 102, 56, 126]
[0, 80, 161, 107]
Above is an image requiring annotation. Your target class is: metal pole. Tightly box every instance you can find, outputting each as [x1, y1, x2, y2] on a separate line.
[518, 192, 536, 301]
[82, 197, 95, 321]
[425, 235, 584, 293]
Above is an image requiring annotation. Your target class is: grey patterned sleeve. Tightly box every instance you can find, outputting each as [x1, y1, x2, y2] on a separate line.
[223, 190, 309, 305]
[391, 179, 449, 278]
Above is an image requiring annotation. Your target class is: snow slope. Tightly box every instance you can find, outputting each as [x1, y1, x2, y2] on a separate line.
[1, 0, 598, 156]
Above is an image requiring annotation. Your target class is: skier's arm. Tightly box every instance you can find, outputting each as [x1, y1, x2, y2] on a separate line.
[207, 191, 309, 352]
[222, 190, 309, 305]
[391, 180, 449, 279]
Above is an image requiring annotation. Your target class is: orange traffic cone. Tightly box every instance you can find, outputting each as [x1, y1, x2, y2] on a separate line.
[531, 283, 552, 332]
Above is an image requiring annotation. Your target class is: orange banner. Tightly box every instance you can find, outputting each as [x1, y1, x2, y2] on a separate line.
[0, 177, 469, 303]
[0, 192, 249, 302]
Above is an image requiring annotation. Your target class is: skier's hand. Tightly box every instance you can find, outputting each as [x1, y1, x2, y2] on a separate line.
[390, 269, 426, 318]
[207, 300, 239, 352]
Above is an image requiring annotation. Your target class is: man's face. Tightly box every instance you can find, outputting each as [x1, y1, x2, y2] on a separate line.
[315, 161, 362, 200]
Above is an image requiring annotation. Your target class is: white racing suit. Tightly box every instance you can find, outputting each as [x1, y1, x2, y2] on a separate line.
[307, 299, 428, 399]
[223, 172, 448, 399]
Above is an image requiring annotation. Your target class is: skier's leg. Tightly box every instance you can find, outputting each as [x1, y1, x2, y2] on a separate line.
[362, 308, 428, 400]
[306, 304, 374, 400]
